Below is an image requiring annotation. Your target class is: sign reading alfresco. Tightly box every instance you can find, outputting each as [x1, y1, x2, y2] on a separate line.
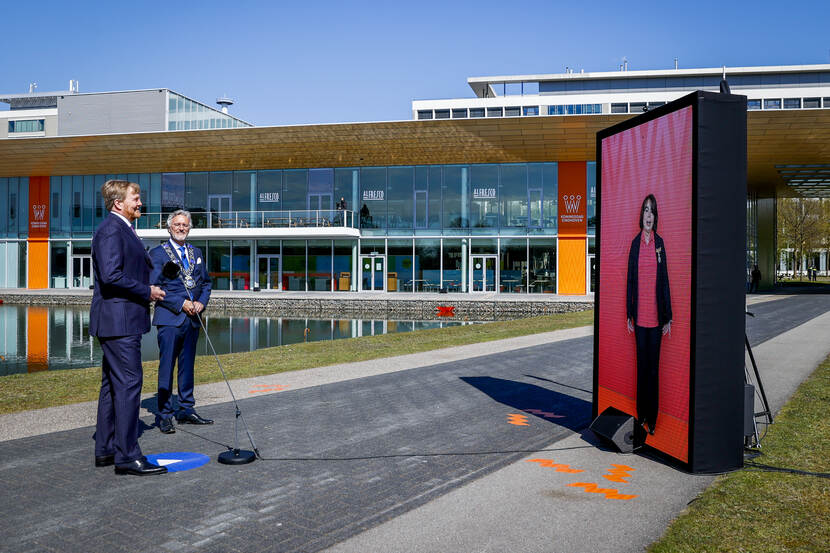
[259, 192, 280, 203]
[363, 190, 384, 201]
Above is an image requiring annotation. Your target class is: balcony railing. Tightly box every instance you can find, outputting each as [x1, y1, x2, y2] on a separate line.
[138, 210, 355, 230]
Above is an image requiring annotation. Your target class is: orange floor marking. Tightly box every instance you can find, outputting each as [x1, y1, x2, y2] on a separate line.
[526, 459, 584, 473]
[568, 482, 638, 500]
[603, 464, 635, 483]
[249, 384, 289, 394]
[507, 413, 530, 426]
[522, 408, 565, 419]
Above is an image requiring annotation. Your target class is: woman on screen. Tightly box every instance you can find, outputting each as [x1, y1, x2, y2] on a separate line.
[626, 194, 672, 435]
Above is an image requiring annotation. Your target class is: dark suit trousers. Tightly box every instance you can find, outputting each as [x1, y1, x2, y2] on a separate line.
[156, 323, 199, 418]
[634, 325, 662, 431]
[95, 335, 144, 465]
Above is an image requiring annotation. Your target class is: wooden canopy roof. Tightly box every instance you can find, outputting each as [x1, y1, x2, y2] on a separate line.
[2, 109, 829, 197]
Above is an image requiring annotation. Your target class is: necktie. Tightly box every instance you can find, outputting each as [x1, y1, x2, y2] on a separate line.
[179, 246, 190, 270]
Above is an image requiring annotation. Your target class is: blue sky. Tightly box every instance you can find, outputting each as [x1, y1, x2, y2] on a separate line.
[2, 0, 829, 126]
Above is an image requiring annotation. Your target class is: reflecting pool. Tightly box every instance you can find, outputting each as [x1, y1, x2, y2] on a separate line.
[0, 305, 478, 375]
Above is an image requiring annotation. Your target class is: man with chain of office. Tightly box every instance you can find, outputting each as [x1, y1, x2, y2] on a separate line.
[149, 209, 213, 434]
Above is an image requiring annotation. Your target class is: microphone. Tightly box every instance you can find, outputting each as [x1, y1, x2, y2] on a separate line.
[159, 256, 259, 464]
[162, 261, 181, 280]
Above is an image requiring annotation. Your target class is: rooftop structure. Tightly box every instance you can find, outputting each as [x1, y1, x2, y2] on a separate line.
[413, 63, 830, 120]
[1, 86, 253, 139]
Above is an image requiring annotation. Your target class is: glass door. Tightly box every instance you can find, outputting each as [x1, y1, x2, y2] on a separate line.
[360, 255, 386, 291]
[256, 255, 281, 290]
[71, 255, 92, 288]
[588, 255, 596, 293]
[528, 188, 542, 228]
[308, 194, 333, 211]
[308, 194, 333, 225]
[470, 255, 498, 292]
[208, 194, 232, 228]
[414, 190, 428, 229]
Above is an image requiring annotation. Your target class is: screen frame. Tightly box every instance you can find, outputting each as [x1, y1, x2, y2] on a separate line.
[593, 91, 700, 468]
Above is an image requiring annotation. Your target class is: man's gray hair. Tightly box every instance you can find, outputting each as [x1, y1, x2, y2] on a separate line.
[166, 209, 193, 229]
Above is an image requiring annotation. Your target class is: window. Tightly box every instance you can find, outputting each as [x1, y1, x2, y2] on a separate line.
[630, 102, 647, 113]
[647, 101, 665, 109]
[764, 99, 781, 110]
[469, 108, 485, 118]
[824, 97, 830, 108]
[8, 119, 45, 133]
[611, 103, 628, 114]
[451, 108, 468, 118]
[549, 104, 602, 115]
[434, 109, 450, 119]
[417, 110, 433, 120]
[747, 99, 761, 110]
[504, 106, 521, 117]
[803, 97, 820, 109]
[783, 98, 801, 109]
[523, 106, 539, 116]
[486, 107, 503, 117]
[521, 82, 539, 95]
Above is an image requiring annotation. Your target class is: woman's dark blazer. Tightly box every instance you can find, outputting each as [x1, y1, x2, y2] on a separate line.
[626, 231, 672, 327]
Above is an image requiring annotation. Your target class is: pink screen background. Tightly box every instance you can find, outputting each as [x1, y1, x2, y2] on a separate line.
[597, 106, 693, 453]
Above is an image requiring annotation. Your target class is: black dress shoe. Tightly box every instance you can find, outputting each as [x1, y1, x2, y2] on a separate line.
[176, 411, 214, 425]
[95, 454, 115, 467]
[159, 418, 176, 434]
[114, 457, 168, 476]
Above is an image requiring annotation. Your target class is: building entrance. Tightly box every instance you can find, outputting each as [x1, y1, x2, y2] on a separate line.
[256, 255, 281, 290]
[360, 255, 386, 291]
[71, 255, 92, 288]
[470, 255, 498, 292]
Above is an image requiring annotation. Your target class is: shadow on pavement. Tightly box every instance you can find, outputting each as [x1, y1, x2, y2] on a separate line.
[460, 376, 592, 432]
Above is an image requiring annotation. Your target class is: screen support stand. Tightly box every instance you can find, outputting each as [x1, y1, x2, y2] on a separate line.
[744, 312, 773, 448]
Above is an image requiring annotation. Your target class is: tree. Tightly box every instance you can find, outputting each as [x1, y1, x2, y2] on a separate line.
[819, 199, 830, 277]
[777, 197, 822, 278]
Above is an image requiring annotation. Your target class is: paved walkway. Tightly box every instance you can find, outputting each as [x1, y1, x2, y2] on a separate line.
[0, 293, 827, 553]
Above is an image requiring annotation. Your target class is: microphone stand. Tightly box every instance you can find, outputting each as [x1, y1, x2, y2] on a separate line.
[163, 261, 259, 465]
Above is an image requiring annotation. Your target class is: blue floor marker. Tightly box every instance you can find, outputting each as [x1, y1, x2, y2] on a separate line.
[145, 452, 210, 473]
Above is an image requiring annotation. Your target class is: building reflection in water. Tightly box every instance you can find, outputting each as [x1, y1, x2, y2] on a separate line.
[0, 305, 475, 375]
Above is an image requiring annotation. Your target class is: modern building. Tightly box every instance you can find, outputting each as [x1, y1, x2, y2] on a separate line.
[1, 64, 829, 294]
[1, 83, 251, 139]
[412, 63, 830, 120]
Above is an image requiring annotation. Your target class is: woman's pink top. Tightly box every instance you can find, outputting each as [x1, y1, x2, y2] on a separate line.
[637, 232, 659, 328]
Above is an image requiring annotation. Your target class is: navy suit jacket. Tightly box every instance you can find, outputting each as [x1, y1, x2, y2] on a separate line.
[149, 242, 211, 328]
[90, 213, 152, 337]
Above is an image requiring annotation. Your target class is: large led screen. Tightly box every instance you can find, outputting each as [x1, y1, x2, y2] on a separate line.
[596, 106, 693, 463]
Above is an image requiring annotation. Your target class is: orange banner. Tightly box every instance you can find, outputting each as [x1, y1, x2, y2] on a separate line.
[28, 176, 50, 289]
[558, 162, 587, 236]
[28, 176, 50, 239]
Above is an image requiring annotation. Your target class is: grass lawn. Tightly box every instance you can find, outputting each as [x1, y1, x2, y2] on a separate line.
[0, 309, 593, 415]
[648, 355, 830, 553]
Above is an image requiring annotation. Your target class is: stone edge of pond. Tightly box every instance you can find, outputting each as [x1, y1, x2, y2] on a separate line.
[0, 292, 593, 321]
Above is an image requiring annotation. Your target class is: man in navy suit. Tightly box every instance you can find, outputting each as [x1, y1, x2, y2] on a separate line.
[91, 179, 168, 476]
[149, 209, 213, 434]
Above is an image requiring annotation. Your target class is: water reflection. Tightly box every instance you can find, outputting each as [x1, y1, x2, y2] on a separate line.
[0, 305, 478, 375]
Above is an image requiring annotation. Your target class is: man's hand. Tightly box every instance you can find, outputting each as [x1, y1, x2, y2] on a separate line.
[192, 301, 205, 314]
[150, 286, 166, 301]
[182, 299, 195, 315]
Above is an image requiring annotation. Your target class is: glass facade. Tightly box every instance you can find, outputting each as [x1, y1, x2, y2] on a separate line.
[166, 92, 252, 131]
[5, 161, 602, 294]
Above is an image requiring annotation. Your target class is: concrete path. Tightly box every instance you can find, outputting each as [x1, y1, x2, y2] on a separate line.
[0, 293, 827, 553]
[327, 294, 830, 553]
